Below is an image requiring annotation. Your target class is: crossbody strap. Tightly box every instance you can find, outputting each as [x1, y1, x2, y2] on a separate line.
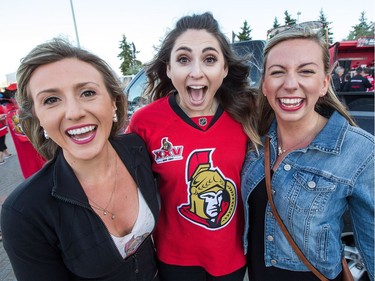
[264, 137, 328, 281]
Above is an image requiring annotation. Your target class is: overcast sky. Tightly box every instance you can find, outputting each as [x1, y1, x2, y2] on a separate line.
[1, 0, 374, 85]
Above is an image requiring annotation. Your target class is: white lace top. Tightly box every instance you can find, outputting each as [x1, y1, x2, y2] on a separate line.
[111, 189, 155, 258]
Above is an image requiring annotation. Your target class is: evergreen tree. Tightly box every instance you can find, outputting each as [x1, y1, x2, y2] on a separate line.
[118, 35, 142, 76]
[273, 17, 280, 29]
[284, 11, 296, 26]
[318, 9, 333, 44]
[237, 20, 252, 41]
[267, 17, 281, 39]
[346, 11, 374, 40]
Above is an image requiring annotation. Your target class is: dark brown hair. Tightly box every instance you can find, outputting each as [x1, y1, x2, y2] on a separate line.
[144, 12, 260, 148]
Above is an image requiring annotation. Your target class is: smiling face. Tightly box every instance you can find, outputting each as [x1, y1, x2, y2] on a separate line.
[167, 29, 228, 117]
[29, 58, 116, 162]
[262, 39, 330, 125]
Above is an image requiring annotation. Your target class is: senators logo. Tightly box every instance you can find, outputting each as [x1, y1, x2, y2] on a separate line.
[11, 112, 24, 135]
[152, 137, 183, 164]
[178, 149, 237, 230]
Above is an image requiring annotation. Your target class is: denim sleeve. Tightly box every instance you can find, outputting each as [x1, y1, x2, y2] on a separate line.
[348, 152, 374, 280]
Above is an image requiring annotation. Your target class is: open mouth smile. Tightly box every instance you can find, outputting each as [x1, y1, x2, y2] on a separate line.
[279, 98, 304, 109]
[66, 125, 97, 143]
[187, 85, 208, 104]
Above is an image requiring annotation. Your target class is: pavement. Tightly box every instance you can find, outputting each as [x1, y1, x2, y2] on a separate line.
[0, 135, 24, 281]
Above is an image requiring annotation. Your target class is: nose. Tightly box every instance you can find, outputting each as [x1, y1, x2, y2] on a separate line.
[65, 98, 85, 120]
[189, 61, 204, 78]
[283, 73, 298, 90]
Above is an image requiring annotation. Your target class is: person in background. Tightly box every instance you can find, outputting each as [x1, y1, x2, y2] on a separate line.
[2, 83, 46, 178]
[0, 103, 12, 164]
[344, 66, 372, 92]
[331, 65, 345, 93]
[1, 38, 160, 281]
[341, 73, 351, 91]
[127, 12, 260, 281]
[242, 27, 374, 280]
[0, 88, 5, 103]
[363, 67, 374, 92]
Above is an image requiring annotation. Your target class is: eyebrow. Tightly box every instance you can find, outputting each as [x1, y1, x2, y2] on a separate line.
[267, 62, 318, 70]
[35, 82, 100, 97]
[35, 88, 58, 98]
[175, 46, 219, 54]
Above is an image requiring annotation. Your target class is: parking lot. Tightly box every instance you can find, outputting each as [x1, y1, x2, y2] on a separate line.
[0, 136, 23, 280]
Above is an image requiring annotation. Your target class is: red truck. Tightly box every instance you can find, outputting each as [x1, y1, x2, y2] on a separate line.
[329, 37, 374, 73]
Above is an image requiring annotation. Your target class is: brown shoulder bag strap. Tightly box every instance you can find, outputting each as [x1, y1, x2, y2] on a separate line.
[264, 137, 328, 281]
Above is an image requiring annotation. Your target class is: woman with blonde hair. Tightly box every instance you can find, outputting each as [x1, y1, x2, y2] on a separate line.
[242, 27, 374, 280]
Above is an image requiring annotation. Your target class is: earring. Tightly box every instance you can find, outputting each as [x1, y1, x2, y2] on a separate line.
[113, 113, 118, 123]
[43, 129, 49, 139]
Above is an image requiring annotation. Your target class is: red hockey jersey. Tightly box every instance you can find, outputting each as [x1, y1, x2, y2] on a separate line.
[128, 94, 248, 276]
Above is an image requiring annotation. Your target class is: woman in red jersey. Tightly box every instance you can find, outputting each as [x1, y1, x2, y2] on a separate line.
[127, 12, 260, 281]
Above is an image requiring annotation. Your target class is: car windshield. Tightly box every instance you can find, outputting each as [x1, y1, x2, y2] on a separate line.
[126, 69, 147, 103]
[231, 40, 265, 88]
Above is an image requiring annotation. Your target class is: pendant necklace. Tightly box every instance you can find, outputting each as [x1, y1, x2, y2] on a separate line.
[278, 114, 320, 156]
[89, 154, 118, 220]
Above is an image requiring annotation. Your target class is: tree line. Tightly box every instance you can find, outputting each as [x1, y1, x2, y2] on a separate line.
[118, 10, 374, 76]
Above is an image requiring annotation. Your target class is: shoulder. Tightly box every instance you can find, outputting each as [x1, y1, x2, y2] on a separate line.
[111, 134, 150, 164]
[128, 96, 173, 131]
[111, 133, 147, 154]
[2, 162, 54, 214]
[345, 125, 374, 147]
[113, 132, 145, 145]
[132, 97, 170, 119]
[336, 120, 374, 168]
[330, 112, 374, 146]
[221, 110, 247, 131]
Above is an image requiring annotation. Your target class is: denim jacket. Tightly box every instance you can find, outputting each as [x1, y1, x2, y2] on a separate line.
[242, 111, 374, 280]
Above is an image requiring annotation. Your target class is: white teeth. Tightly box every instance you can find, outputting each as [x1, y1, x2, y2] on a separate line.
[67, 125, 95, 136]
[189, 85, 204, 89]
[280, 98, 303, 105]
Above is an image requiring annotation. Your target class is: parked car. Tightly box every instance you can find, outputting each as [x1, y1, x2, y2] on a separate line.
[124, 40, 374, 280]
[231, 39, 265, 88]
[124, 68, 147, 123]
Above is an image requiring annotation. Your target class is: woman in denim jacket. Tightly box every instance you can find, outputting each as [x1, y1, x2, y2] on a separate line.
[242, 28, 374, 280]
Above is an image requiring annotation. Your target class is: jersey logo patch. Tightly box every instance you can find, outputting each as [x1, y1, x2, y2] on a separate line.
[152, 137, 183, 164]
[177, 149, 237, 230]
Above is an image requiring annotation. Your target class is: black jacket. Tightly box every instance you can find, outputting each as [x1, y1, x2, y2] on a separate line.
[1, 134, 160, 281]
[344, 74, 372, 92]
[331, 73, 344, 92]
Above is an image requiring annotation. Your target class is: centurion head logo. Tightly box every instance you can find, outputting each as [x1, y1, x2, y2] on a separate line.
[178, 149, 237, 230]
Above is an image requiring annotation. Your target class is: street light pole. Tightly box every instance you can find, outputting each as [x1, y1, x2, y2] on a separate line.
[69, 0, 80, 48]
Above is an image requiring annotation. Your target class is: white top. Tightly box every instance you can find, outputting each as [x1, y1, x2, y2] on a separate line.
[111, 189, 155, 258]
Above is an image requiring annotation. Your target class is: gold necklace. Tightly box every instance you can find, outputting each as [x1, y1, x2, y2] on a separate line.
[89, 154, 118, 220]
[278, 114, 320, 156]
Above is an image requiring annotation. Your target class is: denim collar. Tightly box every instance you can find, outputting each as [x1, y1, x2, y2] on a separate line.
[267, 111, 348, 155]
